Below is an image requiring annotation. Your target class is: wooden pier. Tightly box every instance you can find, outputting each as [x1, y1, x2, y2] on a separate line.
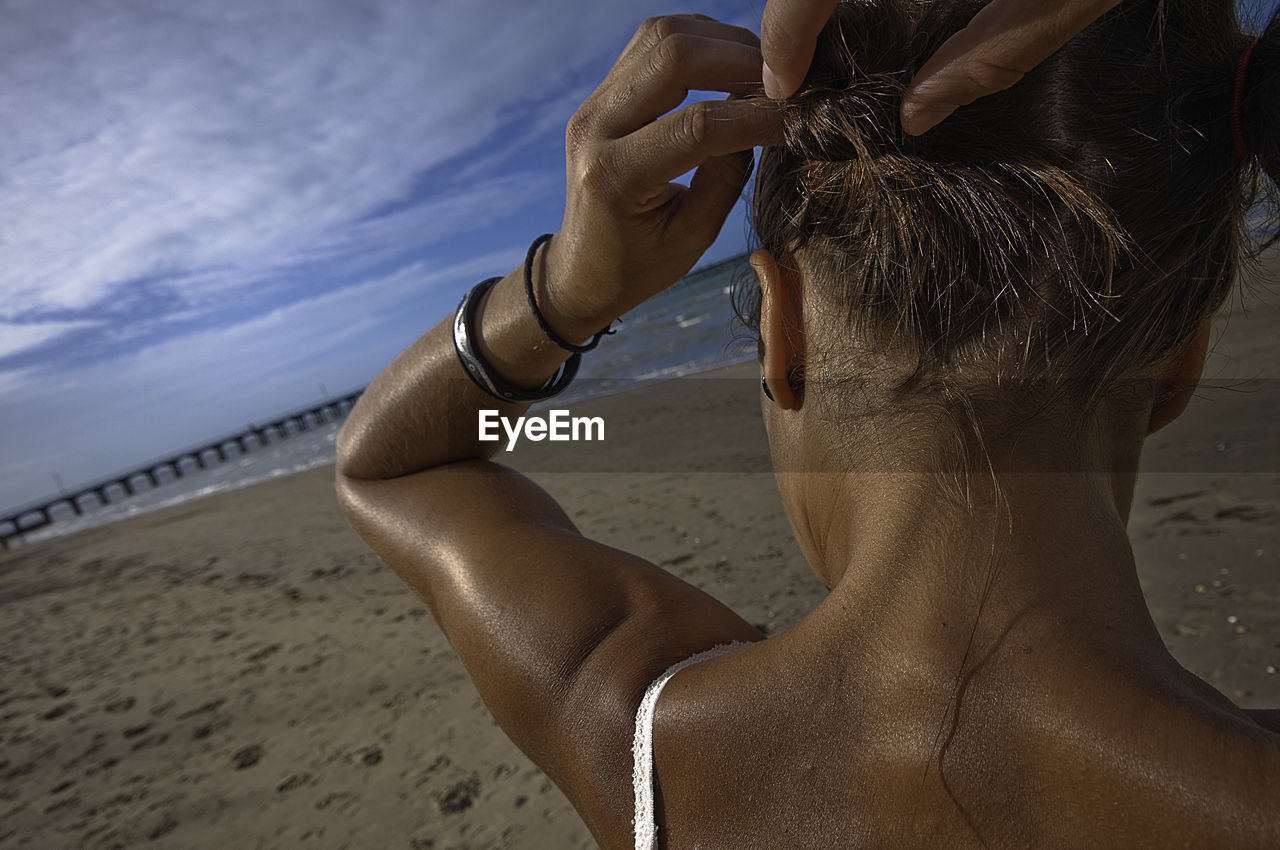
[0, 390, 364, 551]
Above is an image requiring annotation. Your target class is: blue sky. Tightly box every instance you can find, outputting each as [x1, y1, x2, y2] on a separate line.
[1, 0, 1277, 513]
[0, 0, 764, 513]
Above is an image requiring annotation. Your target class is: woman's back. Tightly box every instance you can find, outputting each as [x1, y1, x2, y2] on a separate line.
[647, 617, 1280, 848]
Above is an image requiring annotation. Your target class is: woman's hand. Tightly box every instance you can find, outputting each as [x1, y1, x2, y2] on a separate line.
[758, 0, 1122, 136]
[898, 0, 1121, 135]
[540, 15, 782, 340]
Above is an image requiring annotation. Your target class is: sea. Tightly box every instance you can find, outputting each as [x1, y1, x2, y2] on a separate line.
[5, 254, 757, 548]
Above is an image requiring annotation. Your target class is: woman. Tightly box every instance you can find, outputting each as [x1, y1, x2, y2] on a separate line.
[336, 1, 1280, 847]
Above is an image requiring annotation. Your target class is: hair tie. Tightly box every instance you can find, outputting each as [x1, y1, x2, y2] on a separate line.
[523, 233, 616, 353]
[1232, 37, 1260, 160]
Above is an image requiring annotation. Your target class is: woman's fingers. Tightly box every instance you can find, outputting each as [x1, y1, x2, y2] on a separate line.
[580, 15, 764, 140]
[590, 35, 766, 139]
[901, 0, 1122, 135]
[603, 15, 762, 99]
[552, 15, 782, 313]
[759, 0, 840, 98]
[615, 13, 758, 61]
[609, 97, 781, 197]
[676, 149, 756, 248]
[758, 0, 1120, 133]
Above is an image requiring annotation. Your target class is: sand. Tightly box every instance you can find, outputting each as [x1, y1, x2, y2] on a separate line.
[2, 277, 1278, 849]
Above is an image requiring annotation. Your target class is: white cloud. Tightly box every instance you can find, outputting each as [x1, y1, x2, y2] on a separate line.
[0, 320, 98, 359]
[0, 367, 39, 395]
[0, 0, 701, 318]
[0, 247, 527, 507]
[112, 246, 524, 394]
[0, 0, 764, 511]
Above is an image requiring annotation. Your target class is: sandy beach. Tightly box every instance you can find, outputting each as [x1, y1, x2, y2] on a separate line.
[3, 270, 1279, 848]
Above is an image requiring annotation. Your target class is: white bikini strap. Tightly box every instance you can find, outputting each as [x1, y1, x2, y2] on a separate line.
[632, 641, 751, 850]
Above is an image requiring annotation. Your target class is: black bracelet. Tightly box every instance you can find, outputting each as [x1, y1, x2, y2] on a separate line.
[453, 277, 580, 403]
[524, 233, 617, 353]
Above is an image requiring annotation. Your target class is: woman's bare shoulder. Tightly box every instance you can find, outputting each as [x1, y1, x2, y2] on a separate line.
[643, 638, 1280, 848]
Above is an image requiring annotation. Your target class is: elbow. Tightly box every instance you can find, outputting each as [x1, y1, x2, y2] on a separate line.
[333, 443, 377, 529]
[333, 471, 382, 551]
[334, 426, 357, 504]
[334, 416, 359, 478]
[334, 419, 372, 515]
[334, 465, 361, 520]
[333, 407, 389, 520]
[334, 407, 377, 482]
[333, 395, 401, 482]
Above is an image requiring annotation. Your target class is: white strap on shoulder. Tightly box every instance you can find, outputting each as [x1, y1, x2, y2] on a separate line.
[632, 641, 751, 850]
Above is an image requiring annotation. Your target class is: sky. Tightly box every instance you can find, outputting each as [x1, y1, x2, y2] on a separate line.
[1, 0, 1278, 514]
[0, 0, 766, 513]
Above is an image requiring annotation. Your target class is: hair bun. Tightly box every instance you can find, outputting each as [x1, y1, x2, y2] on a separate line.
[774, 1, 919, 164]
[745, 0, 1268, 409]
[780, 75, 907, 163]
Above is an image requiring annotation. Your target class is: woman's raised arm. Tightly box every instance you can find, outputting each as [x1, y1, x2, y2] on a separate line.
[336, 13, 780, 482]
[333, 17, 777, 845]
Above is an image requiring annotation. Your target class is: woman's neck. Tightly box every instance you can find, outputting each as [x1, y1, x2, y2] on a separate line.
[779, 416, 1183, 686]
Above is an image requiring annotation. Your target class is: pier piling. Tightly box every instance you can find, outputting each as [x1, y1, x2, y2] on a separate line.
[1, 387, 366, 551]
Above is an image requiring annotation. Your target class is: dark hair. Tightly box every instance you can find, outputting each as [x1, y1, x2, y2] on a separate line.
[740, 0, 1280, 416]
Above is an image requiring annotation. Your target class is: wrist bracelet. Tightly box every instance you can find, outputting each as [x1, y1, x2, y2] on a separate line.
[453, 277, 580, 403]
[524, 233, 617, 353]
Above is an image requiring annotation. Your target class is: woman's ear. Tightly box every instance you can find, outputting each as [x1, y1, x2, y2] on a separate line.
[1147, 319, 1212, 435]
[750, 248, 804, 411]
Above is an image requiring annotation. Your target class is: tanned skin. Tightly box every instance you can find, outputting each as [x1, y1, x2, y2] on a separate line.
[335, 14, 1280, 849]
